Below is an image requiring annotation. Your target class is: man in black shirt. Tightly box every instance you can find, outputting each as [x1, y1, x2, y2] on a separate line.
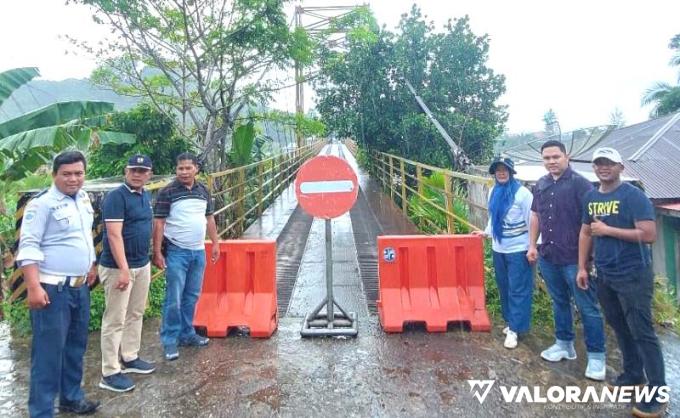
[99, 155, 156, 393]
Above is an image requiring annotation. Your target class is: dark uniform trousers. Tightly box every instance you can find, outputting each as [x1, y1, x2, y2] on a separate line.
[29, 283, 90, 418]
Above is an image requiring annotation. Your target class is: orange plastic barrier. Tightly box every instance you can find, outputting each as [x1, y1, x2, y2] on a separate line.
[193, 240, 277, 338]
[377, 235, 491, 333]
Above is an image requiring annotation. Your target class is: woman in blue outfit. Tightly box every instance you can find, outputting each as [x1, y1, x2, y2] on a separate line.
[473, 156, 534, 349]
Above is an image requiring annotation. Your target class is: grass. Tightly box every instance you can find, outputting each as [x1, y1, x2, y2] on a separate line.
[652, 276, 680, 334]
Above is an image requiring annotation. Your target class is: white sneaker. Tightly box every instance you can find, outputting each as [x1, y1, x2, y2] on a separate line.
[502, 326, 509, 335]
[585, 357, 606, 381]
[504, 330, 518, 349]
[540, 342, 577, 362]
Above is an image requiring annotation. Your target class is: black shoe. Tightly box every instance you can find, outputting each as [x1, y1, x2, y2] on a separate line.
[59, 398, 100, 415]
[99, 372, 135, 392]
[121, 357, 156, 374]
[606, 373, 647, 391]
[632, 398, 668, 418]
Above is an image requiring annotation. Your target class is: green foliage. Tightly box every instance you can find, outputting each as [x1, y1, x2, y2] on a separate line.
[315, 6, 506, 169]
[642, 82, 680, 118]
[78, 0, 306, 171]
[87, 103, 194, 177]
[229, 121, 256, 166]
[353, 146, 371, 171]
[88, 286, 106, 332]
[263, 110, 326, 140]
[0, 67, 134, 183]
[642, 32, 680, 117]
[0, 174, 52, 264]
[652, 276, 680, 334]
[295, 113, 326, 138]
[0, 67, 39, 107]
[2, 300, 32, 336]
[289, 27, 315, 66]
[406, 172, 470, 234]
[144, 273, 166, 319]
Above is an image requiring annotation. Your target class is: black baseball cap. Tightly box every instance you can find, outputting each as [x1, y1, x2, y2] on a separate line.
[126, 154, 153, 170]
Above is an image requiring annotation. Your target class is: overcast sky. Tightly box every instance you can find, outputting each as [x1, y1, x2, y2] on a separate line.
[1, 0, 679, 134]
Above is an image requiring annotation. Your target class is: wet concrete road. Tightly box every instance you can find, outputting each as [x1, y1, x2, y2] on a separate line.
[1, 318, 679, 417]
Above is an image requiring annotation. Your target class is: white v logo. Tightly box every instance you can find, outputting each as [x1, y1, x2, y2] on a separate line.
[468, 380, 495, 404]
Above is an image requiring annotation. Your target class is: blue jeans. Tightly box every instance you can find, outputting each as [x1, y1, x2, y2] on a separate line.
[538, 257, 605, 354]
[492, 250, 534, 333]
[597, 266, 665, 387]
[29, 284, 90, 418]
[160, 242, 207, 347]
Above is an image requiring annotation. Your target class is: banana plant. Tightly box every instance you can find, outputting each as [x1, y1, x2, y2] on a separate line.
[0, 67, 136, 267]
[0, 67, 135, 182]
[229, 120, 256, 166]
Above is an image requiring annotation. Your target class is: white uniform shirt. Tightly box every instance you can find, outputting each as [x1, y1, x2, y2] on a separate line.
[16, 185, 96, 276]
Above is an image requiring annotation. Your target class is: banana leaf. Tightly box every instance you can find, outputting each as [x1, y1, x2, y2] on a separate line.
[0, 101, 114, 139]
[0, 67, 39, 108]
[230, 121, 256, 166]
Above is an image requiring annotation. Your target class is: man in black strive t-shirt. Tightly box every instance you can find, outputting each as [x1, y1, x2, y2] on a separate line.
[577, 147, 668, 418]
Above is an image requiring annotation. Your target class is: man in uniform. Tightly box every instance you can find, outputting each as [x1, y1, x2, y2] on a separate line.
[153, 152, 220, 360]
[98, 155, 156, 393]
[16, 150, 100, 417]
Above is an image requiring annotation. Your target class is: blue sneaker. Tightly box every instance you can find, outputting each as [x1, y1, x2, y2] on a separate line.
[164, 345, 179, 361]
[99, 373, 135, 393]
[179, 334, 210, 347]
[122, 358, 156, 374]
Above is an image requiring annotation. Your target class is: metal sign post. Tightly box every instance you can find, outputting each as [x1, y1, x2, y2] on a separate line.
[296, 155, 359, 337]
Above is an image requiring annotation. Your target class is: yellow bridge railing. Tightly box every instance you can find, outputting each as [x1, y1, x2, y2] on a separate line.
[346, 139, 492, 234]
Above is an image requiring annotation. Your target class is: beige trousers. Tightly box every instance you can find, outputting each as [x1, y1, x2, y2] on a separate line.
[99, 263, 151, 377]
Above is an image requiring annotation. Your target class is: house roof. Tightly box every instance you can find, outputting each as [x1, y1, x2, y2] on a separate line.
[501, 112, 680, 200]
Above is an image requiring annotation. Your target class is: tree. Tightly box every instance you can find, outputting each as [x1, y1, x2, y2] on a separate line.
[670, 33, 680, 73]
[314, 6, 507, 169]
[72, 0, 313, 171]
[609, 107, 626, 128]
[642, 82, 680, 118]
[87, 103, 195, 178]
[641, 32, 680, 117]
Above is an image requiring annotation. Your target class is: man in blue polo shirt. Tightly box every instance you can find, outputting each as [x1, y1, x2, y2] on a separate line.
[527, 140, 606, 381]
[578, 147, 667, 417]
[153, 152, 220, 361]
[98, 155, 156, 393]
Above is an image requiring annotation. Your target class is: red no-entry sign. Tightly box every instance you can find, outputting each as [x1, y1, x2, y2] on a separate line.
[294, 155, 359, 219]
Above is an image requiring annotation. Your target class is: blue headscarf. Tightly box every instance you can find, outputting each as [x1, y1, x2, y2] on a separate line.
[488, 174, 520, 243]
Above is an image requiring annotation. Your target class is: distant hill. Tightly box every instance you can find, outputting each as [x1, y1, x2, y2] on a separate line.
[0, 78, 138, 121]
